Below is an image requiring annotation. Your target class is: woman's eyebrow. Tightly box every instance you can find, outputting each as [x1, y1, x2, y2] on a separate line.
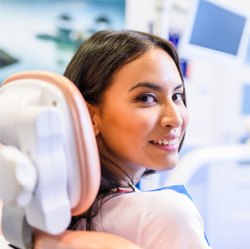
[174, 83, 184, 91]
[128, 82, 161, 92]
[128, 82, 184, 92]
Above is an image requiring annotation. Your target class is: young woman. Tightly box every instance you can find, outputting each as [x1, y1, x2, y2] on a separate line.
[64, 30, 212, 249]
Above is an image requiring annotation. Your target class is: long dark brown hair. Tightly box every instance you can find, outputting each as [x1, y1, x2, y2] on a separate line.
[64, 30, 186, 230]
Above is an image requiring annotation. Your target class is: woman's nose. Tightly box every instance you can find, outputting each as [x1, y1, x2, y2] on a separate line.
[160, 102, 183, 129]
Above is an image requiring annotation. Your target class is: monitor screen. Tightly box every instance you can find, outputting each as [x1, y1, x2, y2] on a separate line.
[0, 49, 19, 69]
[180, 0, 248, 59]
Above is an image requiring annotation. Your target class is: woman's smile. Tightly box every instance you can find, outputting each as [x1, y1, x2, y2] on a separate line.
[150, 139, 179, 152]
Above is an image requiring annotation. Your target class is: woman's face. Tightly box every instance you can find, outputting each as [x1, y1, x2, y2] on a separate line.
[91, 47, 189, 179]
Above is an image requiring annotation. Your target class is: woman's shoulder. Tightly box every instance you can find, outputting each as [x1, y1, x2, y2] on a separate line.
[110, 187, 194, 209]
[101, 187, 203, 227]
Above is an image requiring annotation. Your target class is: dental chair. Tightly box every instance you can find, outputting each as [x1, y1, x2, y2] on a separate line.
[0, 71, 142, 249]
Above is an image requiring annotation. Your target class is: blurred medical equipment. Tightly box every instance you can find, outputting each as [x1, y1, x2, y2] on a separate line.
[0, 71, 142, 249]
[166, 139, 250, 249]
[167, 143, 250, 186]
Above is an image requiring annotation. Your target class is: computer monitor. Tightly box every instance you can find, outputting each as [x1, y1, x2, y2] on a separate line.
[179, 0, 248, 61]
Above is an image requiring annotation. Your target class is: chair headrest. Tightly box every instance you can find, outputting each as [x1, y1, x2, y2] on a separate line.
[0, 71, 100, 234]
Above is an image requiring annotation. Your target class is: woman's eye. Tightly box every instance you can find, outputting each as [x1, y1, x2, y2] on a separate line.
[172, 93, 185, 102]
[136, 93, 157, 104]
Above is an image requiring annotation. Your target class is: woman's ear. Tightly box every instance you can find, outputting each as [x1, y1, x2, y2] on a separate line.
[86, 102, 100, 136]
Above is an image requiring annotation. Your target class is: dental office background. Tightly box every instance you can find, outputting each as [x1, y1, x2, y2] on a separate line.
[1, 0, 250, 248]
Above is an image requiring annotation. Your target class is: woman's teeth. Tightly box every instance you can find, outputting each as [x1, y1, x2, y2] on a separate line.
[152, 139, 178, 145]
